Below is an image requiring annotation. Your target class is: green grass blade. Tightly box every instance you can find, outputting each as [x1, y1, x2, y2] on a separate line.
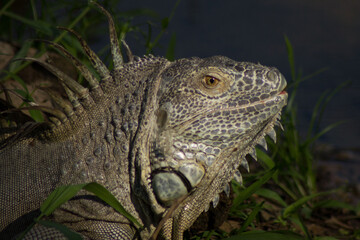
[2, 70, 29, 94]
[282, 190, 334, 218]
[20, 182, 143, 239]
[289, 214, 311, 239]
[2, 11, 53, 36]
[166, 32, 176, 61]
[238, 202, 264, 233]
[84, 182, 143, 229]
[40, 184, 87, 216]
[305, 121, 344, 146]
[28, 109, 45, 122]
[232, 168, 277, 209]
[256, 148, 275, 169]
[0, 0, 16, 17]
[38, 220, 82, 240]
[9, 41, 33, 72]
[314, 199, 358, 213]
[39, 182, 142, 229]
[284, 35, 296, 82]
[255, 188, 287, 207]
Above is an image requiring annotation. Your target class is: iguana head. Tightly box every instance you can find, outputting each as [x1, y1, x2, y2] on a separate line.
[143, 55, 287, 236]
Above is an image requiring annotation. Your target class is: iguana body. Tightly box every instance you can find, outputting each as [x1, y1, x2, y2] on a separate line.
[0, 3, 287, 239]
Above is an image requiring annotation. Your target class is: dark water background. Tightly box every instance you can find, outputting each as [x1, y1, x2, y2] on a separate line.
[117, 0, 360, 149]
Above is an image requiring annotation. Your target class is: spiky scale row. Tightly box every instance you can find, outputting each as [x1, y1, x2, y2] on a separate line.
[39, 40, 100, 90]
[58, 26, 111, 81]
[91, 1, 123, 71]
[121, 40, 134, 62]
[22, 58, 89, 99]
[267, 128, 277, 143]
[42, 88, 74, 117]
[258, 137, 268, 151]
[10, 2, 133, 131]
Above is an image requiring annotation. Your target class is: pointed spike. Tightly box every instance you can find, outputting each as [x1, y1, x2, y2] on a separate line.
[20, 57, 89, 99]
[267, 128, 277, 143]
[38, 107, 67, 122]
[212, 194, 220, 208]
[233, 170, 243, 185]
[275, 120, 284, 131]
[17, 106, 67, 123]
[1, 87, 38, 106]
[49, 116, 62, 126]
[39, 40, 100, 90]
[121, 40, 134, 62]
[223, 183, 230, 198]
[204, 203, 210, 213]
[91, 2, 123, 70]
[240, 159, 250, 172]
[249, 148, 257, 161]
[43, 88, 74, 117]
[61, 84, 82, 110]
[258, 137, 268, 151]
[57, 27, 111, 81]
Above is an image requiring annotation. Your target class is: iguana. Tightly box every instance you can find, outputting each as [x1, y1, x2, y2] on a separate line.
[0, 3, 288, 239]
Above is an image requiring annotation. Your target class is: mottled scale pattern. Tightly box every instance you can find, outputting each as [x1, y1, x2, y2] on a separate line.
[0, 3, 287, 240]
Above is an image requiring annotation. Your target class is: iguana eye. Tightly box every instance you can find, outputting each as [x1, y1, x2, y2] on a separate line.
[203, 75, 220, 88]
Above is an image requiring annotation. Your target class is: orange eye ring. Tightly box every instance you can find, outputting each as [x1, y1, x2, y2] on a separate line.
[203, 75, 220, 88]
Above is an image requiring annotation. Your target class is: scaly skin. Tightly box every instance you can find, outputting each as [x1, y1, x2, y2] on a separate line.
[0, 3, 287, 240]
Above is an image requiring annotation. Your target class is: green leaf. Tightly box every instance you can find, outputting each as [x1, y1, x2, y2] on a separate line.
[289, 214, 311, 239]
[3, 70, 28, 93]
[255, 188, 287, 207]
[29, 109, 44, 122]
[39, 183, 142, 229]
[9, 41, 33, 72]
[83, 182, 143, 229]
[2, 10, 53, 36]
[232, 168, 277, 209]
[238, 202, 264, 233]
[38, 220, 82, 240]
[40, 184, 87, 216]
[282, 190, 334, 218]
[166, 32, 176, 61]
[256, 148, 275, 169]
[314, 199, 357, 213]
[227, 230, 304, 240]
[161, 17, 169, 29]
[284, 35, 296, 82]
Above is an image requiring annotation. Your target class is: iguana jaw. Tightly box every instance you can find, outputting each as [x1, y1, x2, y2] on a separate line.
[165, 94, 287, 239]
[142, 89, 287, 215]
